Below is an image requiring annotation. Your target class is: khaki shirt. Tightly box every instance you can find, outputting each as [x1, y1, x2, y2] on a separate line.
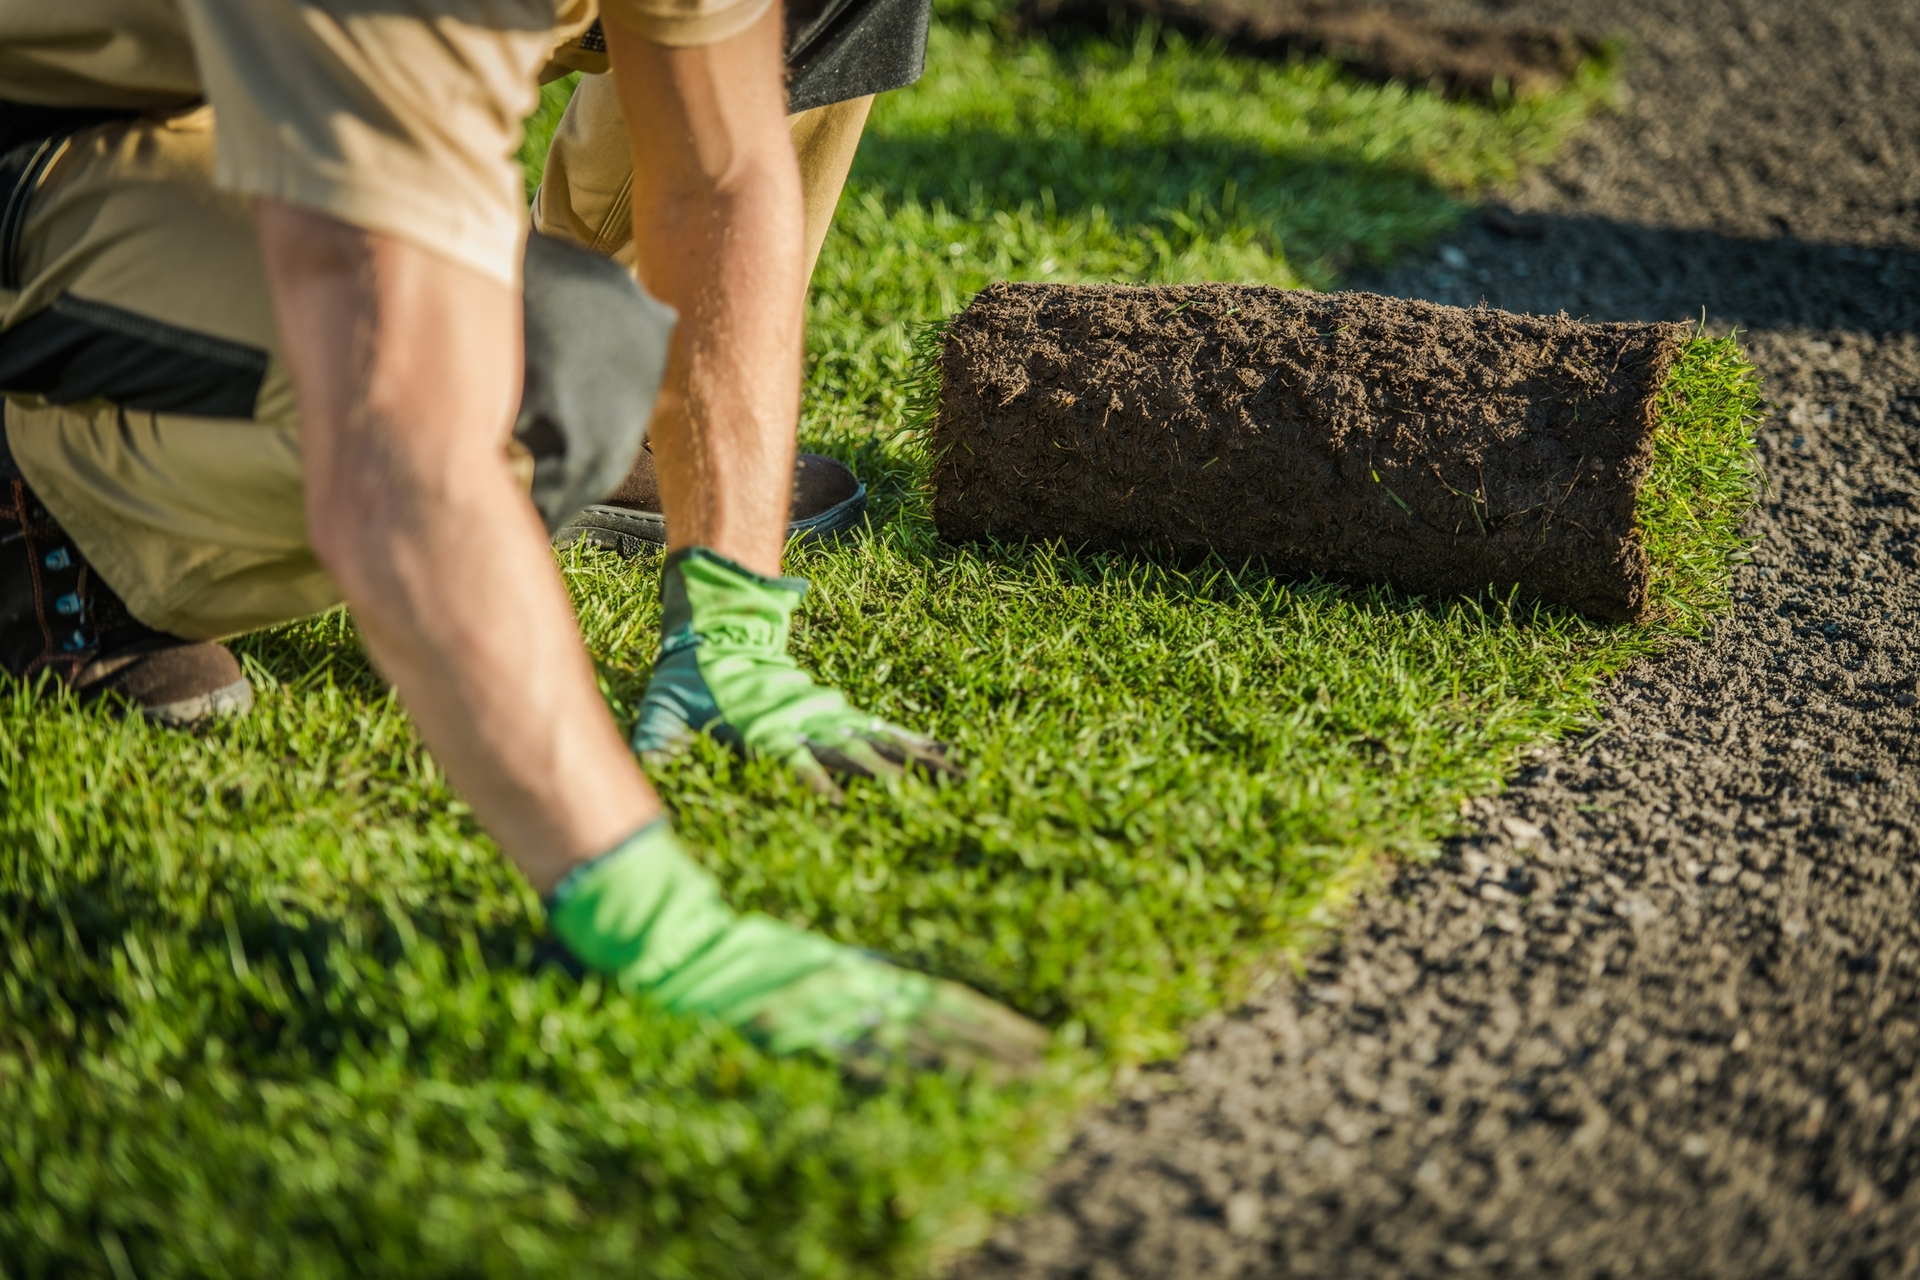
[0, 0, 774, 284]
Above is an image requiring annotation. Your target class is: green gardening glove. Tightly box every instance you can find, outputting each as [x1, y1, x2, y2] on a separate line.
[630, 548, 957, 795]
[545, 820, 1049, 1077]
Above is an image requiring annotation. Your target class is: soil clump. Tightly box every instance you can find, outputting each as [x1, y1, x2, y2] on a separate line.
[935, 284, 1684, 622]
[1020, 0, 1603, 102]
[962, 0, 1920, 1275]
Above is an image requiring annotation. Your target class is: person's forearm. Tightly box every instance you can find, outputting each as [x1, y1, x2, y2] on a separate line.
[607, 11, 806, 578]
[637, 163, 805, 578]
[255, 201, 658, 893]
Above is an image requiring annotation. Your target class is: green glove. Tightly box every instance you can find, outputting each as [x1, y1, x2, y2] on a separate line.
[545, 821, 1048, 1077]
[630, 548, 957, 794]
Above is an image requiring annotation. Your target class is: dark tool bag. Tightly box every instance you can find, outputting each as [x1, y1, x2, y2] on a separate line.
[784, 0, 932, 112]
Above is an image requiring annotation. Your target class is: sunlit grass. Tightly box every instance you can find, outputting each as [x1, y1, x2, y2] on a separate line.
[0, 23, 1700, 1280]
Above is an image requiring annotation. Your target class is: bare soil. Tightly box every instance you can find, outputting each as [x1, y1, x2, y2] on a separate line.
[962, 1, 1920, 1275]
[1021, 1, 1603, 102]
[936, 283, 1682, 621]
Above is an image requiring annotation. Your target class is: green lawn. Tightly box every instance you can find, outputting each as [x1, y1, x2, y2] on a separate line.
[0, 21, 1751, 1280]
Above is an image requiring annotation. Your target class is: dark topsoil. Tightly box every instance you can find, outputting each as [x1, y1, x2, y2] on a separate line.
[936, 285, 1682, 621]
[962, 1, 1920, 1275]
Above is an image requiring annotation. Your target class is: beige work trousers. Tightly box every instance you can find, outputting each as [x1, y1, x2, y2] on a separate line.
[0, 85, 871, 641]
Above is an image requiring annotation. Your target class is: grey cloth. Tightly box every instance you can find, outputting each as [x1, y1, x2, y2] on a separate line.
[515, 231, 676, 533]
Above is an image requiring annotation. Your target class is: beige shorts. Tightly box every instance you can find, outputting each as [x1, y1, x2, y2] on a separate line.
[535, 69, 872, 283]
[0, 90, 869, 641]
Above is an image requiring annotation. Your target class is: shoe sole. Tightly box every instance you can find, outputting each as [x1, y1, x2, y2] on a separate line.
[143, 676, 253, 728]
[554, 482, 868, 559]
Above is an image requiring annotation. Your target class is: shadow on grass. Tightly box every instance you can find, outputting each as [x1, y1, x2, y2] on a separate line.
[229, 607, 387, 699]
[6, 868, 549, 1068]
[851, 129, 1463, 275]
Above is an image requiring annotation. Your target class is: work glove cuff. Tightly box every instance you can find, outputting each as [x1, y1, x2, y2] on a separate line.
[659, 547, 810, 644]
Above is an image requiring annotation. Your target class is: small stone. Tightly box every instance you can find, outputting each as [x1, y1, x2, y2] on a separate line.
[1731, 1029, 1753, 1052]
[1503, 816, 1545, 843]
[1225, 1193, 1264, 1237]
[1681, 1134, 1712, 1158]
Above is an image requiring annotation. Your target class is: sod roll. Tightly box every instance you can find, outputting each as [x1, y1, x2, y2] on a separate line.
[931, 282, 1689, 622]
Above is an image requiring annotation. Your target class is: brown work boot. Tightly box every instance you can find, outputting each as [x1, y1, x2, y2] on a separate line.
[0, 478, 252, 726]
[553, 442, 868, 558]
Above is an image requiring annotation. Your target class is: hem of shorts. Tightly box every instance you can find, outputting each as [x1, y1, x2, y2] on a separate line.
[214, 153, 527, 288]
[3, 406, 337, 641]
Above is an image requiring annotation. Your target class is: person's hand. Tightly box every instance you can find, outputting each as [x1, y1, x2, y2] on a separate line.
[547, 820, 1048, 1079]
[630, 548, 959, 796]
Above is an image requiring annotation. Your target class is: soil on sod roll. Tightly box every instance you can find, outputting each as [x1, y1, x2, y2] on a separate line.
[933, 283, 1686, 622]
[1021, 0, 1605, 102]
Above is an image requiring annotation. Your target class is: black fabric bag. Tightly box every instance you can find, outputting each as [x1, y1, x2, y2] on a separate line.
[784, 0, 933, 112]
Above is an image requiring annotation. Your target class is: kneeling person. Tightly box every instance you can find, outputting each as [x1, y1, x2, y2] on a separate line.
[0, 0, 1042, 1077]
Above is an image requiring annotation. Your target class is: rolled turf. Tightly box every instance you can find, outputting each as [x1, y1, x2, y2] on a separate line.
[931, 282, 1758, 624]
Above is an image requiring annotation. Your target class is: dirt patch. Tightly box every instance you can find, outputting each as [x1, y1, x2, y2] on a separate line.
[935, 283, 1684, 621]
[1021, 0, 1604, 101]
[961, 0, 1920, 1275]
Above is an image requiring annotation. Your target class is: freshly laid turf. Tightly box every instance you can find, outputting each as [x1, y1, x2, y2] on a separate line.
[0, 22, 1761, 1280]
